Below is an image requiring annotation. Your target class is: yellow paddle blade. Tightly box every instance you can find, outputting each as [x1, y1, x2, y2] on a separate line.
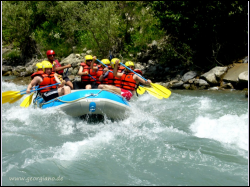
[9, 94, 24, 104]
[137, 86, 146, 95]
[2, 91, 20, 97]
[20, 93, 34, 108]
[2, 94, 22, 104]
[150, 83, 171, 98]
[2, 96, 12, 104]
[144, 87, 163, 99]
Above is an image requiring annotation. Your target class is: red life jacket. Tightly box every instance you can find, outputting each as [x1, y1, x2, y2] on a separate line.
[38, 72, 57, 93]
[53, 60, 63, 75]
[80, 62, 97, 82]
[115, 72, 136, 91]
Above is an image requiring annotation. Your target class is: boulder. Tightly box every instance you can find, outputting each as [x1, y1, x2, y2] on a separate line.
[223, 63, 248, 83]
[198, 79, 209, 87]
[2, 65, 13, 74]
[182, 71, 197, 83]
[201, 66, 228, 84]
[238, 71, 248, 82]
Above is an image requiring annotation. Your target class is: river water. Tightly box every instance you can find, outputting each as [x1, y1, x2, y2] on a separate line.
[1, 78, 249, 186]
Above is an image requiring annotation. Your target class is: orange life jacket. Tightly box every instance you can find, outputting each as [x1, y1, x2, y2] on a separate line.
[96, 65, 105, 84]
[80, 62, 97, 82]
[114, 72, 136, 91]
[38, 72, 57, 93]
[31, 70, 44, 79]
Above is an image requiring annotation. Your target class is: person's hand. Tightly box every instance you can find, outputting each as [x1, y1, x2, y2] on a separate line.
[93, 56, 96, 61]
[146, 79, 152, 84]
[115, 59, 120, 65]
[67, 64, 71, 68]
[103, 67, 109, 73]
[84, 71, 88, 75]
[26, 89, 31, 94]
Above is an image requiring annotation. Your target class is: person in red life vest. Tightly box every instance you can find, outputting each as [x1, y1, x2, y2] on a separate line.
[73, 55, 99, 89]
[46, 50, 74, 89]
[26, 61, 71, 102]
[98, 58, 125, 88]
[99, 59, 151, 101]
[91, 57, 111, 86]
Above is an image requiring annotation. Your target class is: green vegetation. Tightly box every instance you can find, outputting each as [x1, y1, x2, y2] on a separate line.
[2, 1, 248, 71]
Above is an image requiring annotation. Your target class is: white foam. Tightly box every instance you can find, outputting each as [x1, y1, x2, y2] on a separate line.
[53, 131, 114, 160]
[190, 113, 248, 151]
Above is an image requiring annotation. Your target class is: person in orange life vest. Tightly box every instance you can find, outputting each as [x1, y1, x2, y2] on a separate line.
[26, 61, 71, 102]
[99, 59, 152, 101]
[98, 58, 125, 88]
[46, 50, 74, 89]
[73, 55, 98, 89]
[91, 57, 111, 85]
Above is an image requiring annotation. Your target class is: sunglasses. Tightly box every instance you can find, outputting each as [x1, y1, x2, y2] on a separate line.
[86, 60, 92, 62]
[48, 54, 56, 57]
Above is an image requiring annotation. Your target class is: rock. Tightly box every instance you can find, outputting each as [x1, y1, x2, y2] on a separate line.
[3, 71, 12, 76]
[182, 71, 197, 83]
[220, 82, 234, 89]
[198, 79, 209, 87]
[2, 65, 13, 74]
[183, 84, 190, 89]
[223, 63, 248, 83]
[170, 80, 184, 88]
[201, 66, 228, 84]
[208, 86, 219, 90]
[238, 71, 248, 82]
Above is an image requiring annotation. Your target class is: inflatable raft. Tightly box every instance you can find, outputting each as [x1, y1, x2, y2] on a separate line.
[33, 89, 131, 120]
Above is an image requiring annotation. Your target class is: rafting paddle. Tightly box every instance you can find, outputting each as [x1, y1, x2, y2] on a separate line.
[2, 83, 60, 105]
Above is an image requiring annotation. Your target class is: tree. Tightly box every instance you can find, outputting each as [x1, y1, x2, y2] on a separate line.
[150, 1, 248, 69]
[2, 1, 45, 61]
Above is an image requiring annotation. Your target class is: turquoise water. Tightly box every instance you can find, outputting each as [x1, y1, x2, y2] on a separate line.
[1, 79, 248, 186]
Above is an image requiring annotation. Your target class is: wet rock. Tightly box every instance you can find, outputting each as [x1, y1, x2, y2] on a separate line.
[182, 71, 197, 83]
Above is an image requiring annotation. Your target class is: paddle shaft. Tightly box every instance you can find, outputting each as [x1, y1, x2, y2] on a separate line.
[23, 83, 60, 95]
[88, 74, 97, 81]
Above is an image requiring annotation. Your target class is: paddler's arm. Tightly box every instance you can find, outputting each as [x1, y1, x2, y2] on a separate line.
[113, 59, 123, 78]
[133, 74, 152, 85]
[54, 64, 71, 72]
[26, 76, 43, 94]
[91, 56, 98, 72]
[77, 66, 88, 76]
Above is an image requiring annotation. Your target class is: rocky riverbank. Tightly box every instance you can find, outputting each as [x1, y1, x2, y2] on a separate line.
[2, 44, 248, 97]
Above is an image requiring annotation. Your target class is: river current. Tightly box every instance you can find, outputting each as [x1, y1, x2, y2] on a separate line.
[1, 78, 248, 186]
